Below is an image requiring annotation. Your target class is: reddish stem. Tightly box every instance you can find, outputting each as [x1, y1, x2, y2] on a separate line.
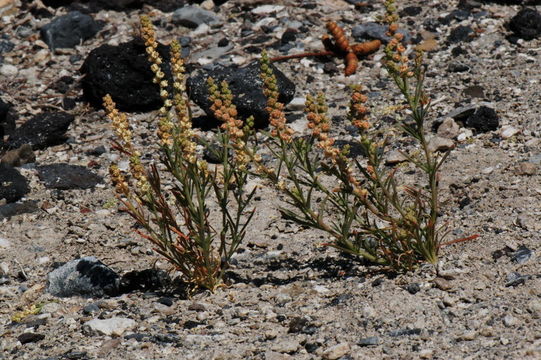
[439, 234, 480, 248]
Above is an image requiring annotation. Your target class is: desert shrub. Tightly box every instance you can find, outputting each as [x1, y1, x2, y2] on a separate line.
[105, 16, 256, 292]
[250, 0, 450, 271]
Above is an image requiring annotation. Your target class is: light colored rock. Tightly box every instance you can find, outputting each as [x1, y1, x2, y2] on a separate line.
[83, 317, 136, 337]
[0, 262, 8, 276]
[428, 136, 455, 153]
[419, 349, 434, 359]
[252, 5, 284, 15]
[172, 5, 222, 28]
[264, 351, 292, 360]
[313, 285, 329, 294]
[385, 150, 408, 165]
[322, 343, 350, 360]
[527, 299, 541, 319]
[502, 314, 518, 327]
[286, 97, 306, 111]
[0, 64, 17, 76]
[457, 128, 473, 142]
[200, 0, 214, 10]
[271, 339, 299, 353]
[500, 125, 520, 139]
[437, 118, 460, 139]
[0, 238, 10, 248]
[460, 330, 477, 341]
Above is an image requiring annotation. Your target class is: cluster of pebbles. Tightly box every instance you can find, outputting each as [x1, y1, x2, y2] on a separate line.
[1, 0, 541, 359]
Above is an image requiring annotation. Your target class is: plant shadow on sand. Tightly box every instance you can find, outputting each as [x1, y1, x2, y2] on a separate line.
[226, 253, 398, 287]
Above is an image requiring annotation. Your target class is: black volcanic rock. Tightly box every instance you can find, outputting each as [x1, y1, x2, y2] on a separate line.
[81, 39, 173, 112]
[5, 112, 74, 150]
[37, 163, 103, 190]
[466, 106, 499, 132]
[509, 8, 541, 40]
[0, 164, 30, 203]
[187, 61, 295, 129]
[40, 11, 102, 50]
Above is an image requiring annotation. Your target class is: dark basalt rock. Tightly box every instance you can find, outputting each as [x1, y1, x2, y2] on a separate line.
[0, 164, 30, 203]
[0, 200, 39, 220]
[448, 25, 474, 43]
[0, 96, 16, 144]
[41, 0, 188, 12]
[81, 38, 173, 112]
[465, 106, 499, 133]
[5, 111, 74, 150]
[509, 8, 541, 40]
[352, 22, 410, 44]
[47, 256, 120, 297]
[37, 163, 103, 190]
[40, 11, 102, 50]
[187, 61, 295, 129]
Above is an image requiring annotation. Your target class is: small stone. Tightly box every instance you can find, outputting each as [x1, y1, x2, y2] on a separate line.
[448, 25, 474, 43]
[419, 349, 434, 358]
[188, 302, 207, 312]
[40, 11, 101, 50]
[286, 97, 305, 111]
[428, 136, 455, 153]
[265, 328, 279, 340]
[172, 5, 222, 29]
[0, 261, 8, 275]
[505, 272, 527, 287]
[527, 299, 541, 318]
[448, 62, 470, 72]
[388, 328, 422, 337]
[503, 314, 519, 327]
[352, 22, 410, 43]
[437, 118, 460, 139]
[463, 85, 485, 99]
[288, 317, 308, 333]
[433, 277, 453, 291]
[271, 339, 299, 354]
[515, 162, 537, 176]
[385, 150, 407, 165]
[512, 246, 533, 264]
[264, 351, 292, 360]
[322, 342, 350, 360]
[0, 64, 18, 77]
[157, 297, 174, 307]
[460, 330, 477, 341]
[457, 128, 473, 142]
[0, 237, 11, 249]
[252, 5, 285, 15]
[18, 332, 45, 344]
[406, 283, 421, 295]
[83, 317, 136, 337]
[500, 125, 520, 139]
[358, 336, 380, 346]
[442, 294, 456, 307]
[83, 303, 100, 315]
